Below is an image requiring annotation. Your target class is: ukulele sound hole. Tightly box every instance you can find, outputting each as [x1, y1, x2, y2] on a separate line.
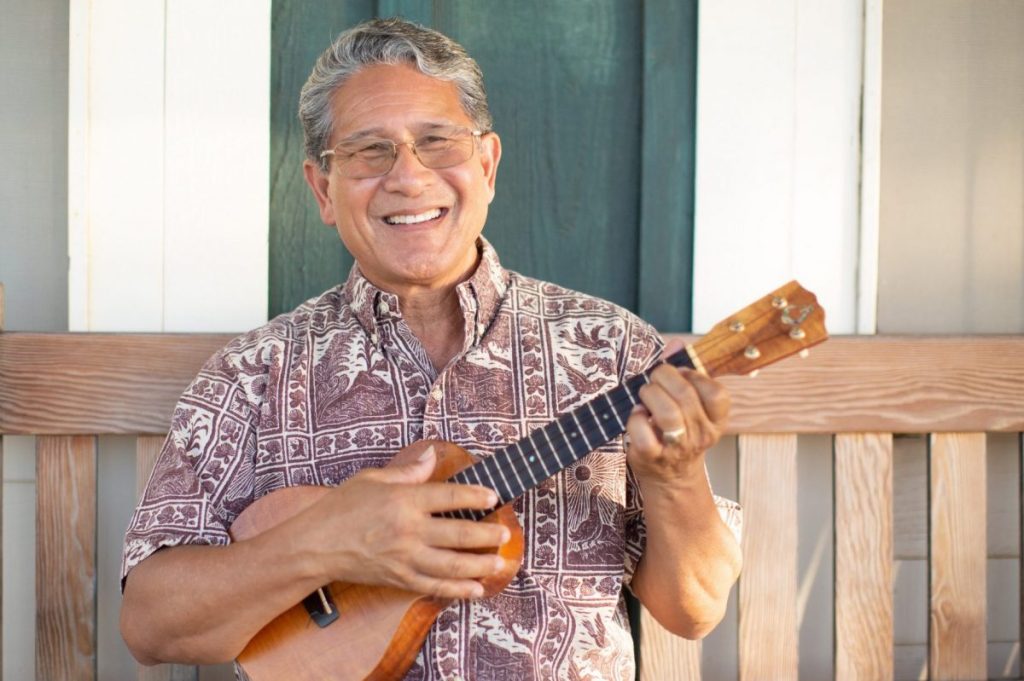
[302, 588, 341, 628]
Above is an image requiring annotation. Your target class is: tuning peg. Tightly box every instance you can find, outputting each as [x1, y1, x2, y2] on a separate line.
[799, 349, 810, 359]
[748, 370, 760, 378]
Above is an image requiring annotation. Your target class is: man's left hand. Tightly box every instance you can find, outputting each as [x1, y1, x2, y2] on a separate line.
[625, 341, 731, 485]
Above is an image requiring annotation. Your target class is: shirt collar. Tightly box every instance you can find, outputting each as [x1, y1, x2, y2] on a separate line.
[342, 236, 509, 348]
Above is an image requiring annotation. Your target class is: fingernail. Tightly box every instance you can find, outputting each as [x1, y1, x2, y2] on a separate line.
[417, 445, 435, 462]
[500, 527, 511, 543]
[494, 557, 505, 572]
[471, 583, 485, 598]
[487, 491, 499, 507]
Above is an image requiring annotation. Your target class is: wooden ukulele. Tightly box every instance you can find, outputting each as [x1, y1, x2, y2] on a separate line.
[228, 280, 828, 680]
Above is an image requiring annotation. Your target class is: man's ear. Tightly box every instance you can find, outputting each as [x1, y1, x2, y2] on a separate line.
[302, 160, 336, 225]
[479, 132, 502, 204]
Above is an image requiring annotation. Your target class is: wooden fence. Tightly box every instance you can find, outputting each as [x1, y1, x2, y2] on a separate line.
[1, 331, 1022, 680]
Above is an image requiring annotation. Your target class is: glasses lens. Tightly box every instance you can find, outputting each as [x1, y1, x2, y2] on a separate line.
[415, 130, 475, 169]
[334, 128, 478, 178]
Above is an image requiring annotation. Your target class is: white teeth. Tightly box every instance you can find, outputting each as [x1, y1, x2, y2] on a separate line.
[384, 208, 443, 225]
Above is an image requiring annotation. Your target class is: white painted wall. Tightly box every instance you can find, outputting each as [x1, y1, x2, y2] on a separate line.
[692, 0, 866, 335]
[68, 0, 270, 334]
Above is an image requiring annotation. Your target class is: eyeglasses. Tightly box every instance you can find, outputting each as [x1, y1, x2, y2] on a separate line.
[320, 126, 484, 179]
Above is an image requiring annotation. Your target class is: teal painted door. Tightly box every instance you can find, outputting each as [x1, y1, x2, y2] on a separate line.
[270, 1, 698, 332]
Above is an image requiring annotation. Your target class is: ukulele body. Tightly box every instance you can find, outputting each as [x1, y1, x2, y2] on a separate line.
[228, 439, 525, 681]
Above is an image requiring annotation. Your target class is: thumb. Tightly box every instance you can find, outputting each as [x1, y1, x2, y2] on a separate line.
[378, 444, 437, 484]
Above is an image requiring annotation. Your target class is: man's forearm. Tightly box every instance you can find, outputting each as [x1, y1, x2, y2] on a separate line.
[630, 459, 742, 639]
[120, 527, 325, 665]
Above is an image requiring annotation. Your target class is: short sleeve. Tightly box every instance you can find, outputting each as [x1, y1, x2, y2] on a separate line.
[120, 350, 259, 588]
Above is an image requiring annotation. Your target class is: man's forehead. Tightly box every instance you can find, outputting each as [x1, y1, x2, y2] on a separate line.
[328, 64, 470, 139]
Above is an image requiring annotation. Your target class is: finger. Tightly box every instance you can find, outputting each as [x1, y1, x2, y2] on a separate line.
[404, 573, 488, 600]
[637, 381, 687, 435]
[366, 444, 437, 484]
[684, 370, 731, 425]
[626, 405, 663, 455]
[413, 481, 499, 513]
[421, 517, 511, 549]
[659, 337, 686, 360]
[413, 546, 506, 582]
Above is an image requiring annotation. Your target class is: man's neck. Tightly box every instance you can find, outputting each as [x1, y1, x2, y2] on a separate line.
[398, 286, 465, 372]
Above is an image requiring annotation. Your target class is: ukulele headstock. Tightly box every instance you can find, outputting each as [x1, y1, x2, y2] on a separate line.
[688, 281, 828, 377]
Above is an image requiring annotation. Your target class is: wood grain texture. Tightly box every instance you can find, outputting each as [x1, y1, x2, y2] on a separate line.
[638, 609, 701, 681]
[135, 435, 199, 681]
[268, 1, 370, 318]
[0, 333, 232, 434]
[36, 435, 97, 681]
[835, 433, 894, 681]
[929, 433, 987, 680]
[739, 434, 798, 681]
[637, 0, 697, 331]
[4, 335, 1023, 435]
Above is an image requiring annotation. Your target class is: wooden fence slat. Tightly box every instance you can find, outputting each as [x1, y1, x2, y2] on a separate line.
[739, 434, 798, 681]
[638, 611, 701, 681]
[136, 436, 199, 681]
[0, 333, 233, 435]
[36, 435, 97, 681]
[4, 335, 1024, 435]
[834, 433, 894, 681]
[929, 433, 987, 680]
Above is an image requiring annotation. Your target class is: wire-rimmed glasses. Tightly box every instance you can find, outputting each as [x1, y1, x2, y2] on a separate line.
[320, 126, 484, 179]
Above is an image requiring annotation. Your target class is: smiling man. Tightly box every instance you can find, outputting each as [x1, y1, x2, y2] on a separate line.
[120, 18, 741, 681]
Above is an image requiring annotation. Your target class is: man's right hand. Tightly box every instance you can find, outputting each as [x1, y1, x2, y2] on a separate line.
[293, 444, 510, 600]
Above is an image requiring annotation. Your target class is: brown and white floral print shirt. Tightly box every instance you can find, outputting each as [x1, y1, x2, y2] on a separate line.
[122, 238, 741, 680]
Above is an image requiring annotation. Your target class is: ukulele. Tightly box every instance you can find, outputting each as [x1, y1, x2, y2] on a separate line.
[228, 280, 828, 680]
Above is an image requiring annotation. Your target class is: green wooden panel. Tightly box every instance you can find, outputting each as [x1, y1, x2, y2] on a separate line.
[639, 0, 698, 331]
[269, 1, 374, 318]
[270, 1, 696, 328]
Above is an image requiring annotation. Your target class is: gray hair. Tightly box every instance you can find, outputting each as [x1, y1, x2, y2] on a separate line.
[300, 17, 493, 172]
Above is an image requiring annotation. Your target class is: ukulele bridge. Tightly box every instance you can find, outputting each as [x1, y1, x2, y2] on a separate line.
[302, 587, 340, 628]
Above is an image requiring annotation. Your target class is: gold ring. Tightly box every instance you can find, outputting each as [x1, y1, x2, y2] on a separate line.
[662, 426, 687, 446]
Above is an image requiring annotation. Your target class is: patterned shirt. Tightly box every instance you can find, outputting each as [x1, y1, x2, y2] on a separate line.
[122, 238, 741, 680]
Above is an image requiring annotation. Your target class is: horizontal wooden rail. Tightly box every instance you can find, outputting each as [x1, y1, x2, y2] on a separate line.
[2, 334, 1022, 434]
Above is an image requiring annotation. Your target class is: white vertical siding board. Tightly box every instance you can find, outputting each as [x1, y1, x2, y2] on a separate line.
[693, 0, 863, 333]
[792, 0, 862, 337]
[693, 0, 797, 332]
[74, 0, 166, 331]
[67, 0, 90, 331]
[163, 0, 270, 332]
[857, 0, 883, 334]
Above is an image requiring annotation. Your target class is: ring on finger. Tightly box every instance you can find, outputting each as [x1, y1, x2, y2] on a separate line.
[662, 426, 687, 447]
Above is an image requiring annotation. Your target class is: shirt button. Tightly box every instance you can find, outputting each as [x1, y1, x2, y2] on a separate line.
[477, 322, 486, 337]
[378, 301, 390, 315]
[370, 332, 379, 344]
[430, 386, 443, 401]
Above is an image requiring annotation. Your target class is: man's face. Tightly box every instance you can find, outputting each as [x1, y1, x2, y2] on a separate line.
[303, 63, 501, 294]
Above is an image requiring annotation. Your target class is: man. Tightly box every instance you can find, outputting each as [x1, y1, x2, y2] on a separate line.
[121, 17, 741, 680]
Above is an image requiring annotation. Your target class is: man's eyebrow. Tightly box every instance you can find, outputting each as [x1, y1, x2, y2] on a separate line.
[336, 121, 462, 145]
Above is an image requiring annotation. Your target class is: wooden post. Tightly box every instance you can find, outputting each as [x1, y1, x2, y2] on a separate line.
[929, 433, 987, 680]
[738, 434, 799, 681]
[36, 435, 97, 681]
[834, 433, 894, 680]
[0, 281, 5, 674]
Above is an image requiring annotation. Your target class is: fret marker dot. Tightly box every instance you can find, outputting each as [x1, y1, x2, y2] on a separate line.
[571, 432, 577, 438]
[603, 413, 609, 420]
[529, 455, 536, 463]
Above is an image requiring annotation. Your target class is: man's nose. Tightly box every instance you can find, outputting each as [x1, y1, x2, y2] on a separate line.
[382, 142, 432, 193]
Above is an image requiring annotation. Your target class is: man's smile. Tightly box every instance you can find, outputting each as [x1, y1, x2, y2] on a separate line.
[382, 207, 447, 226]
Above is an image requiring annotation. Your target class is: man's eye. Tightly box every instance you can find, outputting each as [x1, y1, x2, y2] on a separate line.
[417, 135, 452, 150]
[350, 142, 392, 157]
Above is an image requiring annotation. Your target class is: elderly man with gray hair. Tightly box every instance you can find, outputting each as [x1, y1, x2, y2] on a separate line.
[120, 17, 741, 681]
